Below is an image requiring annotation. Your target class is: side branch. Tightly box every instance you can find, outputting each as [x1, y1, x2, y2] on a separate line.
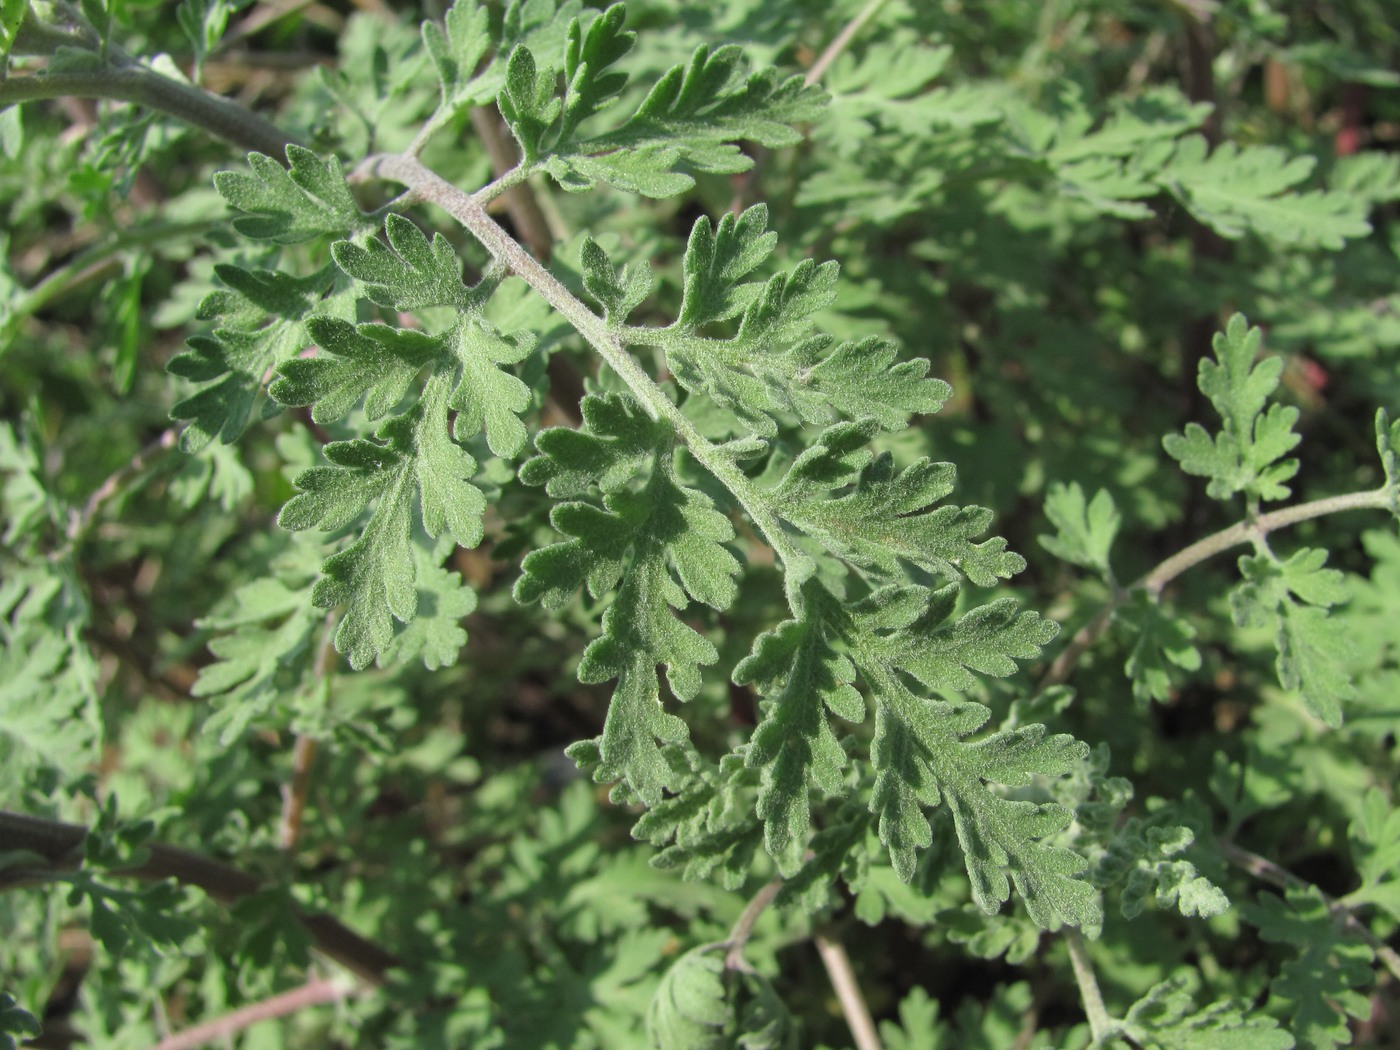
[1141, 488, 1391, 596]
[0, 810, 399, 985]
[1039, 486, 1392, 690]
[0, 68, 297, 156]
[153, 977, 351, 1050]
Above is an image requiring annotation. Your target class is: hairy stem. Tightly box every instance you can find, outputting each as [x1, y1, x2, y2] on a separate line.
[814, 932, 882, 1050]
[724, 877, 782, 972]
[466, 109, 587, 421]
[358, 151, 810, 590]
[1064, 927, 1112, 1042]
[1141, 488, 1391, 596]
[0, 67, 297, 156]
[1039, 486, 1394, 690]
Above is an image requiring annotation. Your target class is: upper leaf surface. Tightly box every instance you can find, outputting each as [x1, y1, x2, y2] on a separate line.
[1039, 482, 1119, 576]
[772, 421, 1024, 586]
[1230, 548, 1355, 726]
[516, 394, 740, 803]
[168, 266, 338, 452]
[1155, 136, 1371, 248]
[735, 580, 864, 861]
[331, 214, 476, 312]
[1116, 974, 1293, 1050]
[279, 373, 486, 669]
[424, 0, 580, 117]
[1163, 314, 1301, 503]
[214, 146, 364, 244]
[496, 5, 826, 197]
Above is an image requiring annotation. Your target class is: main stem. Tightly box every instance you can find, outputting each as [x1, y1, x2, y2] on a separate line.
[364, 152, 809, 584]
[0, 68, 297, 156]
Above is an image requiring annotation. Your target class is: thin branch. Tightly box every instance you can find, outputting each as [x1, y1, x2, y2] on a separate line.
[1038, 486, 1394, 691]
[5, 219, 221, 330]
[1141, 488, 1390, 597]
[804, 0, 892, 87]
[1217, 840, 1400, 984]
[469, 109, 554, 260]
[64, 429, 178, 548]
[279, 614, 338, 851]
[724, 877, 783, 972]
[278, 726, 319, 853]
[1064, 928, 1113, 1042]
[153, 976, 350, 1050]
[814, 932, 882, 1050]
[0, 67, 297, 156]
[0, 810, 399, 985]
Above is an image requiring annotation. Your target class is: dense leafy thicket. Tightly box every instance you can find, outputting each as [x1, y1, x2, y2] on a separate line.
[2, 1, 1398, 1047]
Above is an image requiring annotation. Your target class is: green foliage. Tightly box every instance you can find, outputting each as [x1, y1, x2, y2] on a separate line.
[1244, 889, 1375, 1049]
[0, 0, 28, 70]
[518, 392, 739, 803]
[1230, 547, 1355, 726]
[1112, 975, 1293, 1050]
[3, 0, 1400, 1047]
[651, 205, 951, 435]
[494, 3, 825, 196]
[1040, 482, 1120, 578]
[646, 945, 795, 1050]
[1164, 315, 1301, 505]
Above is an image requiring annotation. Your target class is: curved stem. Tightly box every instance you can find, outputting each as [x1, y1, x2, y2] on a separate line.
[724, 877, 782, 971]
[1064, 928, 1112, 1042]
[1141, 488, 1391, 597]
[359, 151, 810, 592]
[1039, 486, 1393, 691]
[0, 67, 297, 155]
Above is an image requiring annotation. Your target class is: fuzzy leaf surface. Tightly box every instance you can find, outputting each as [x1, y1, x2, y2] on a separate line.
[654, 206, 949, 434]
[1155, 136, 1371, 248]
[840, 587, 1092, 927]
[516, 394, 740, 804]
[213, 146, 364, 244]
[330, 214, 475, 311]
[772, 421, 1024, 586]
[1115, 975, 1294, 1050]
[1039, 481, 1119, 575]
[1245, 889, 1373, 1050]
[497, 6, 825, 197]
[1163, 314, 1301, 503]
[167, 266, 334, 452]
[279, 372, 485, 669]
[1231, 549, 1355, 725]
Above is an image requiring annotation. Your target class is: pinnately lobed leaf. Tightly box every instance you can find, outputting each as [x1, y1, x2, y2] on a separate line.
[278, 373, 484, 669]
[516, 393, 740, 804]
[1163, 314, 1301, 503]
